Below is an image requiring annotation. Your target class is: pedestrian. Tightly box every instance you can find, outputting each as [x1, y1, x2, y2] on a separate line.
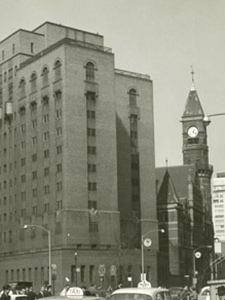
[189, 286, 198, 300]
[46, 285, 52, 297]
[217, 285, 225, 300]
[179, 286, 189, 300]
[0, 285, 10, 300]
[27, 286, 36, 300]
[36, 286, 45, 299]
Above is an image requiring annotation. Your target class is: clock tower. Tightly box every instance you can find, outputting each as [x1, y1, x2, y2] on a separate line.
[181, 78, 210, 167]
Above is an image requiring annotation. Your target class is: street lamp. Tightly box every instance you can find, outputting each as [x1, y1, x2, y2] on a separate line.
[74, 252, 78, 286]
[192, 245, 212, 287]
[24, 224, 52, 285]
[141, 229, 165, 280]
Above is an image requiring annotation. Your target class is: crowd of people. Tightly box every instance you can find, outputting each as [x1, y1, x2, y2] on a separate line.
[0, 284, 52, 300]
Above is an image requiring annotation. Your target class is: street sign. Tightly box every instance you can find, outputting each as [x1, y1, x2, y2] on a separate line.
[110, 265, 117, 276]
[144, 238, 152, 247]
[195, 251, 201, 258]
[98, 265, 106, 276]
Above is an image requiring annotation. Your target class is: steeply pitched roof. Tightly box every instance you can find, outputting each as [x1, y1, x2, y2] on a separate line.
[156, 165, 197, 203]
[182, 84, 205, 118]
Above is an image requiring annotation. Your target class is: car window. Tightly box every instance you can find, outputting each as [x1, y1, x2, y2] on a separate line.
[111, 293, 152, 300]
[154, 292, 171, 300]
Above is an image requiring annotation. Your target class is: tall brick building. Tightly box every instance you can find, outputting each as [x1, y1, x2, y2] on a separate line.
[0, 22, 157, 291]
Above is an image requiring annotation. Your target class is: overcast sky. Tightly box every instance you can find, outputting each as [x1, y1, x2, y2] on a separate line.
[1, 0, 225, 176]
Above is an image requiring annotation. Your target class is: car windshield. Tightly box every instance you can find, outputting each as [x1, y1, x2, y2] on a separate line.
[14, 297, 27, 300]
[111, 294, 152, 300]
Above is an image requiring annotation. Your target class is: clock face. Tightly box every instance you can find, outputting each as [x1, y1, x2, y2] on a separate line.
[188, 126, 198, 138]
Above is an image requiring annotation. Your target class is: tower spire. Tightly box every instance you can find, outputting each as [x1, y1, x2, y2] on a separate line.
[190, 65, 196, 91]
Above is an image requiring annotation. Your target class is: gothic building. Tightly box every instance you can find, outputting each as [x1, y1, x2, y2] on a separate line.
[156, 78, 214, 289]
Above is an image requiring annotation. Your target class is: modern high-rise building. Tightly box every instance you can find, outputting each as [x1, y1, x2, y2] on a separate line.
[0, 22, 157, 291]
[212, 173, 225, 242]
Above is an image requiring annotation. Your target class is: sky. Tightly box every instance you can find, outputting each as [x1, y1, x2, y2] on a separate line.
[0, 0, 225, 176]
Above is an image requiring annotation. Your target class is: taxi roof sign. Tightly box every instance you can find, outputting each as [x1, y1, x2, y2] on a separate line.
[137, 280, 151, 288]
[66, 287, 84, 297]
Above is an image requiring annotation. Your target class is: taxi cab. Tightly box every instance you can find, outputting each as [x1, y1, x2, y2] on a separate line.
[41, 287, 104, 300]
[110, 281, 171, 300]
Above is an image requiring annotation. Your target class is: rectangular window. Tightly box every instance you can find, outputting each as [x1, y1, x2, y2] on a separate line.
[21, 158, 26, 166]
[32, 137, 37, 145]
[20, 124, 26, 132]
[57, 164, 62, 173]
[89, 265, 94, 283]
[43, 132, 49, 141]
[87, 146, 96, 154]
[81, 266, 85, 283]
[33, 206, 37, 215]
[32, 171, 37, 179]
[32, 119, 37, 128]
[44, 185, 50, 194]
[56, 109, 62, 118]
[44, 149, 49, 158]
[56, 127, 62, 136]
[57, 145, 62, 154]
[32, 189, 37, 197]
[21, 175, 26, 183]
[44, 167, 49, 176]
[89, 221, 98, 233]
[44, 203, 49, 213]
[57, 182, 62, 191]
[88, 182, 97, 191]
[87, 110, 95, 119]
[32, 153, 37, 162]
[43, 114, 49, 123]
[57, 201, 62, 210]
[88, 164, 96, 173]
[20, 141, 26, 150]
[88, 201, 97, 210]
[87, 128, 96, 137]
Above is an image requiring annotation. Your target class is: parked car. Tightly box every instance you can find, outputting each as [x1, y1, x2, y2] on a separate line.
[168, 287, 182, 300]
[198, 286, 210, 300]
[110, 286, 172, 300]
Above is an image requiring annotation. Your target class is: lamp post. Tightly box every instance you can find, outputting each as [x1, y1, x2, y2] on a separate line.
[24, 224, 52, 285]
[192, 245, 212, 288]
[74, 252, 78, 286]
[141, 229, 165, 280]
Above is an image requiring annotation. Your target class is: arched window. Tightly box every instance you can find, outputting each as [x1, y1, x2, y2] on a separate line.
[54, 59, 62, 81]
[129, 89, 137, 106]
[86, 62, 95, 81]
[19, 79, 26, 98]
[30, 72, 37, 93]
[42, 66, 49, 86]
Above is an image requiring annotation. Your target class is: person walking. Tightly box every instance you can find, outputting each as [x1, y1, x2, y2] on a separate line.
[189, 286, 198, 300]
[36, 286, 45, 299]
[179, 286, 189, 300]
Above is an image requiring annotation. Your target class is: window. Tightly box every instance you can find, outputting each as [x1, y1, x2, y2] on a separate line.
[20, 141, 26, 150]
[32, 171, 37, 179]
[32, 153, 37, 162]
[21, 192, 26, 201]
[31, 42, 34, 53]
[44, 185, 50, 194]
[32, 189, 37, 197]
[57, 164, 62, 173]
[32, 119, 37, 128]
[21, 209, 26, 217]
[30, 101, 37, 112]
[89, 221, 98, 233]
[57, 145, 62, 154]
[21, 124, 26, 132]
[32, 137, 37, 146]
[44, 149, 49, 158]
[87, 110, 95, 119]
[86, 62, 95, 81]
[2, 50, 4, 61]
[21, 175, 26, 183]
[88, 182, 97, 191]
[42, 66, 49, 86]
[19, 79, 26, 98]
[129, 89, 137, 106]
[42, 96, 49, 106]
[44, 203, 49, 213]
[43, 132, 49, 141]
[54, 60, 62, 80]
[57, 182, 62, 191]
[87, 128, 96, 137]
[21, 158, 26, 166]
[33, 206, 37, 215]
[88, 201, 97, 209]
[80, 266, 85, 283]
[56, 127, 62, 136]
[87, 146, 96, 154]
[57, 201, 62, 210]
[30, 72, 37, 92]
[56, 109, 62, 118]
[44, 168, 49, 176]
[88, 164, 96, 173]
[12, 44, 15, 54]
[43, 114, 49, 123]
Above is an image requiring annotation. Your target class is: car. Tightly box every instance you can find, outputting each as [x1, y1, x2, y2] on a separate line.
[198, 286, 210, 300]
[168, 287, 183, 300]
[110, 284, 171, 300]
[10, 295, 28, 300]
[41, 287, 104, 300]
